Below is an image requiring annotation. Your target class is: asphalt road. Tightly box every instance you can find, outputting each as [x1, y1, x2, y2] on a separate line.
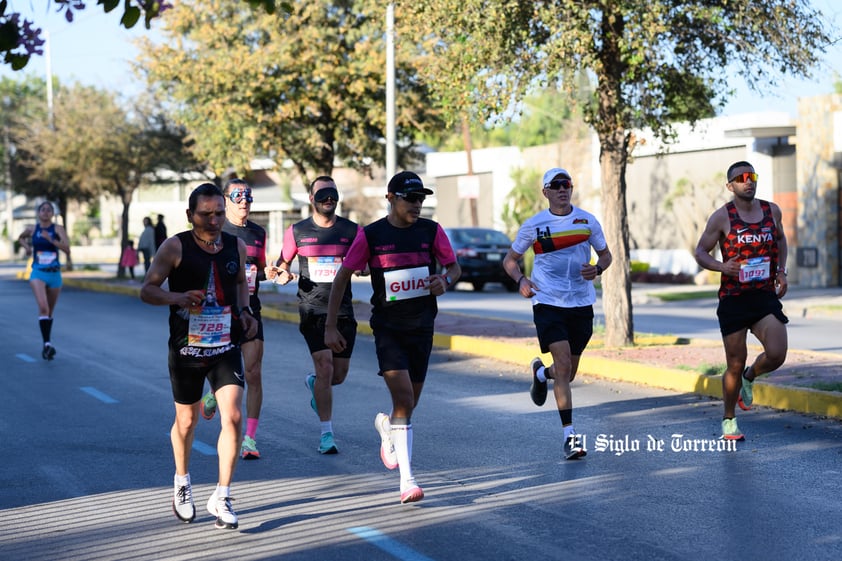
[2, 272, 842, 560]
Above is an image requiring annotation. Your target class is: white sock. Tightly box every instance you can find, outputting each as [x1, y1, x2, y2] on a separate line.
[320, 421, 333, 435]
[391, 423, 413, 485]
[174, 473, 190, 487]
[536, 366, 547, 383]
[216, 485, 230, 498]
[563, 425, 575, 440]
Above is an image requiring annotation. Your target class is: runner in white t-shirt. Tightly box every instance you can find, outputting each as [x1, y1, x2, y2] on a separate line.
[503, 167, 612, 460]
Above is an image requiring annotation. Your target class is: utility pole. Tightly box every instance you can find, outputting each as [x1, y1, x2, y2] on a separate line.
[385, 3, 396, 180]
[3, 97, 13, 253]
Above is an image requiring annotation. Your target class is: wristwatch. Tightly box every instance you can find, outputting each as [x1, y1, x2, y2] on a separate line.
[595, 264, 603, 276]
[445, 275, 452, 286]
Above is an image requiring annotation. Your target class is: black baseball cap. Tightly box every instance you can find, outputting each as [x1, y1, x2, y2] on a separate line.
[387, 171, 433, 195]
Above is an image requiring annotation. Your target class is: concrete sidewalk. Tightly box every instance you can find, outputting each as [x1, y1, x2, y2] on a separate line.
[43, 266, 842, 422]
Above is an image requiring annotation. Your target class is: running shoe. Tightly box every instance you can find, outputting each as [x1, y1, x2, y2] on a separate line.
[529, 356, 548, 406]
[721, 418, 745, 441]
[563, 432, 587, 460]
[305, 373, 317, 414]
[738, 367, 754, 411]
[42, 344, 56, 361]
[241, 435, 260, 460]
[172, 481, 195, 523]
[200, 391, 217, 420]
[207, 490, 238, 530]
[374, 412, 398, 470]
[319, 431, 338, 454]
[400, 478, 424, 504]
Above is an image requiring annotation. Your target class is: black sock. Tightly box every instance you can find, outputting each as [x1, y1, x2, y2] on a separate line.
[558, 408, 573, 425]
[39, 317, 53, 345]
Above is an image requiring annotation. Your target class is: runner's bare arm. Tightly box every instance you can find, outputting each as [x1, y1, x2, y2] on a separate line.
[325, 266, 354, 352]
[140, 236, 201, 308]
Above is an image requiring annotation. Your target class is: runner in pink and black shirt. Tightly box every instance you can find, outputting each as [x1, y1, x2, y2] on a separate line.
[325, 171, 460, 505]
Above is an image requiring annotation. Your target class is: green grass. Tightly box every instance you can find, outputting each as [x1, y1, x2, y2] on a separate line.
[676, 363, 724, 376]
[650, 290, 718, 302]
[807, 382, 842, 392]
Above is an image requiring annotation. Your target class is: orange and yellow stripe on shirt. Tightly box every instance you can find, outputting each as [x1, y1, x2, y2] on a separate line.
[532, 229, 591, 254]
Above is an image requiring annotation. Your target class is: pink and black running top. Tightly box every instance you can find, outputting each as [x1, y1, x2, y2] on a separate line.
[342, 217, 457, 331]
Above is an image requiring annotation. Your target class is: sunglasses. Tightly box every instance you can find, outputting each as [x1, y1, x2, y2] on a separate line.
[729, 172, 758, 183]
[544, 178, 573, 190]
[228, 188, 253, 204]
[313, 187, 339, 203]
[394, 192, 426, 204]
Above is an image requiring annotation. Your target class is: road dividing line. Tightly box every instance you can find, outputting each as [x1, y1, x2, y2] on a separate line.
[347, 526, 436, 561]
[80, 386, 119, 404]
[16, 354, 36, 363]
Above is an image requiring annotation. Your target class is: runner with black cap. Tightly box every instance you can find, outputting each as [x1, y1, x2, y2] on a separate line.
[324, 171, 461, 504]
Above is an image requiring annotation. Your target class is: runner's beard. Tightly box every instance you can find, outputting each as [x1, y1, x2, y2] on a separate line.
[314, 203, 336, 219]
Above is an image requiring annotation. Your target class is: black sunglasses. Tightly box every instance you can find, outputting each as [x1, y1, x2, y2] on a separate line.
[313, 187, 339, 203]
[394, 192, 426, 204]
[544, 178, 573, 190]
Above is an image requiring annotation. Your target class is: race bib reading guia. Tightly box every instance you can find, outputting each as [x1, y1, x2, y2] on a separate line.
[384, 266, 430, 302]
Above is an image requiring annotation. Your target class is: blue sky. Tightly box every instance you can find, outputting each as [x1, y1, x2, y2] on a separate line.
[1, 2, 840, 118]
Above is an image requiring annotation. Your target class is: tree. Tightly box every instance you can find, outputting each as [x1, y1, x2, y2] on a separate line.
[0, 1, 281, 70]
[136, 0, 444, 186]
[15, 82, 201, 277]
[398, 0, 832, 347]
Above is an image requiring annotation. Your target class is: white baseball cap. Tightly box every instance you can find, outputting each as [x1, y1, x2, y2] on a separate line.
[542, 167, 571, 187]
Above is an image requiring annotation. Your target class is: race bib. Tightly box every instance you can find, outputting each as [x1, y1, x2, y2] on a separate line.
[384, 266, 430, 302]
[36, 251, 58, 266]
[188, 305, 232, 347]
[308, 256, 343, 282]
[739, 256, 771, 283]
[245, 264, 258, 294]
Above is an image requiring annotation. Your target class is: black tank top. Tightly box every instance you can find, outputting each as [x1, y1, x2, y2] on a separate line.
[167, 231, 242, 364]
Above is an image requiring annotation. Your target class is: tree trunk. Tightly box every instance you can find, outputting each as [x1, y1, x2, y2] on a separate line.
[57, 194, 73, 271]
[116, 185, 133, 279]
[598, 129, 634, 348]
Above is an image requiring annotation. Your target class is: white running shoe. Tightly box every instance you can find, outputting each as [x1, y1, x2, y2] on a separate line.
[172, 480, 195, 523]
[375, 412, 398, 469]
[207, 490, 238, 529]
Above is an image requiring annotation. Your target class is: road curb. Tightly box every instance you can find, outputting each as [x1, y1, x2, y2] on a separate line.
[61, 276, 842, 420]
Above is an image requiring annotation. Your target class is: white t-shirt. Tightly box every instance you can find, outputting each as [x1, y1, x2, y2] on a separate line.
[512, 206, 607, 308]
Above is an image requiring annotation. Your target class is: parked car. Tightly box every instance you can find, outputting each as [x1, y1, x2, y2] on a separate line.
[444, 227, 521, 292]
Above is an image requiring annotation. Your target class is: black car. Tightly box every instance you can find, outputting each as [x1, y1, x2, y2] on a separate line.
[444, 227, 520, 292]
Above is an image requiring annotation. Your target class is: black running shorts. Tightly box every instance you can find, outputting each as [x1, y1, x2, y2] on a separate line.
[717, 291, 789, 336]
[532, 304, 594, 355]
[241, 308, 264, 343]
[373, 326, 434, 383]
[299, 312, 357, 358]
[168, 348, 245, 404]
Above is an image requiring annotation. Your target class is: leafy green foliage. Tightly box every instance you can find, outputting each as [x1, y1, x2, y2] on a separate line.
[398, 0, 833, 347]
[137, 0, 444, 183]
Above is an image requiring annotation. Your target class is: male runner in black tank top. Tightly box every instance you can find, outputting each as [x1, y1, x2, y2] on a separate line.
[141, 183, 257, 530]
[695, 161, 789, 441]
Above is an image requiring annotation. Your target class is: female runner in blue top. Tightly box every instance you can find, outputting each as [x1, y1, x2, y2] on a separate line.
[18, 201, 71, 360]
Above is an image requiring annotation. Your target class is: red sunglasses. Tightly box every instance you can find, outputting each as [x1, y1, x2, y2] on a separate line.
[728, 172, 758, 183]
